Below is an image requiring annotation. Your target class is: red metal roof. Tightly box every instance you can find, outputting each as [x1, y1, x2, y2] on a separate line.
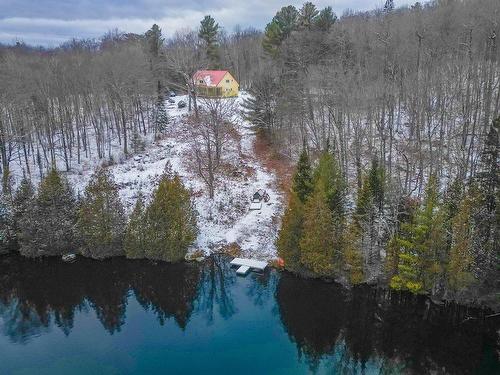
[193, 70, 229, 87]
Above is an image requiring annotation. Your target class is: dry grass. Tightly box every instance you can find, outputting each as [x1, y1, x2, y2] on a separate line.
[218, 242, 243, 257]
[252, 129, 294, 199]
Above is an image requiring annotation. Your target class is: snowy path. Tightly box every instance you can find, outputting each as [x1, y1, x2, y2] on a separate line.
[218, 105, 284, 259]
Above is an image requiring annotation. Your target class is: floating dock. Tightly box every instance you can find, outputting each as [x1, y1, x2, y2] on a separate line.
[236, 265, 251, 275]
[230, 258, 267, 276]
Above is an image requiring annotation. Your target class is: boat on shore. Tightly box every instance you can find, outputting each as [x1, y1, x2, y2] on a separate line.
[62, 254, 77, 263]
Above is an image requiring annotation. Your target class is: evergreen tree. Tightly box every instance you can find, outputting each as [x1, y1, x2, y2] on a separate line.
[241, 72, 277, 131]
[272, 5, 299, 37]
[18, 169, 76, 257]
[447, 191, 476, 293]
[77, 168, 126, 259]
[199, 15, 220, 68]
[442, 179, 464, 227]
[262, 5, 298, 57]
[299, 186, 336, 277]
[343, 222, 365, 285]
[155, 96, 169, 135]
[262, 21, 283, 58]
[0, 194, 15, 254]
[298, 2, 319, 30]
[313, 151, 346, 259]
[473, 116, 499, 285]
[2, 167, 12, 197]
[292, 147, 313, 203]
[11, 177, 35, 235]
[313, 151, 346, 220]
[145, 24, 163, 58]
[389, 176, 446, 293]
[142, 172, 197, 262]
[384, 197, 419, 280]
[276, 191, 304, 271]
[314, 7, 336, 31]
[368, 158, 385, 211]
[131, 130, 146, 153]
[124, 192, 146, 259]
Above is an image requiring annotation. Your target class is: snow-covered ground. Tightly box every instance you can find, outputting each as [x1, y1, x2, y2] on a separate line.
[53, 93, 284, 260]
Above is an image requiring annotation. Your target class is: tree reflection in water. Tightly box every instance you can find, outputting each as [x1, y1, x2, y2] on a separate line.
[0, 254, 497, 374]
[131, 259, 200, 329]
[0, 254, 201, 341]
[276, 271, 499, 374]
[196, 254, 236, 322]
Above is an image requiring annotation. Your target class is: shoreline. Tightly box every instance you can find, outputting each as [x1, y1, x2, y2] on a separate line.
[2, 251, 498, 314]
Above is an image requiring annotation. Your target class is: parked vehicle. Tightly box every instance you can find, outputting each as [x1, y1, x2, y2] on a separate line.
[169, 91, 176, 97]
[168, 98, 175, 104]
[177, 100, 186, 108]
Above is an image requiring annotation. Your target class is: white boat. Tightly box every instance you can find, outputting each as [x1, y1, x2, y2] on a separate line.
[62, 254, 77, 263]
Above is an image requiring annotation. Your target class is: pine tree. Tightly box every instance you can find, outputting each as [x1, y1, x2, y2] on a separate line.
[131, 130, 146, 153]
[358, 161, 387, 273]
[199, 15, 220, 68]
[2, 167, 12, 197]
[262, 5, 298, 57]
[11, 177, 35, 235]
[299, 187, 336, 277]
[276, 191, 304, 271]
[314, 7, 336, 31]
[241, 73, 276, 132]
[272, 5, 299, 37]
[262, 21, 283, 58]
[155, 96, 169, 135]
[77, 168, 126, 259]
[145, 24, 163, 58]
[298, 2, 319, 30]
[292, 148, 313, 203]
[368, 158, 385, 212]
[313, 151, 346, 220]
[343, 222, 365, 285]
[447, 192, 476, 293]
[384, 197, 419, 280]
[343, 160, 386, 284]
[389, 176, 446, 293]
[124, 192, 146, 259]
[18, 169, 76, 257]
[0, 194, 14, 254]
[313, 151, 346, 259]
[142, 172, 197, 262]
[473, 117, 499, 285]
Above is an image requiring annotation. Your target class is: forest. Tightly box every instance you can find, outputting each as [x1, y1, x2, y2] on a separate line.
[0, 0, 498, 305]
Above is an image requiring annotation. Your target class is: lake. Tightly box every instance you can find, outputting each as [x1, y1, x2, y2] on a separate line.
[0, 254, 498, 374]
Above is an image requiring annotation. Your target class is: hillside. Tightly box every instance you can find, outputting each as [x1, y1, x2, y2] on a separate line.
[8, 93, 284, 260]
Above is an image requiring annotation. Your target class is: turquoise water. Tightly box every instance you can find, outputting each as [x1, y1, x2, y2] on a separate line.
[0, 254, 498, 374]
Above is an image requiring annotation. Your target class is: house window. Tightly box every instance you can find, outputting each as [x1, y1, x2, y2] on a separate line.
[199, 80, 204, 84]
[226, 79, 230, 83]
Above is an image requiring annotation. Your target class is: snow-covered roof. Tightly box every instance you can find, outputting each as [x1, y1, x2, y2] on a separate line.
[193, 70, 230, 87]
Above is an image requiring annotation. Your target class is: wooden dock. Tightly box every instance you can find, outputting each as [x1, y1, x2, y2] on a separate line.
[230, 258, 267, 276]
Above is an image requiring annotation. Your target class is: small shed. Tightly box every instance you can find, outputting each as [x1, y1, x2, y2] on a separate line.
[252, 189, 269, 202]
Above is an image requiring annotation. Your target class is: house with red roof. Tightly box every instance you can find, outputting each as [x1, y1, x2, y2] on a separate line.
[193, 70, 239, 98]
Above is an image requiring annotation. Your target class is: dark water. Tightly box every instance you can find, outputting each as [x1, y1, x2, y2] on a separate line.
[0, 254, 498, 375]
